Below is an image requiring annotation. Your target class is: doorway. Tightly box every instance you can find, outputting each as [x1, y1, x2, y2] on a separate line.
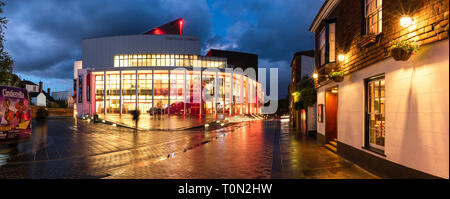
[325, 87, 338, 151]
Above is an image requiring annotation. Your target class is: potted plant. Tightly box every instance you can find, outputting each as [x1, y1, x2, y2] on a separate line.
[328, 71, 345, 82]
[390, 40, 420, 61]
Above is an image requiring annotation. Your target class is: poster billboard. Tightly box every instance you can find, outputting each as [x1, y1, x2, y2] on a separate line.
[0, 86, 32, 140]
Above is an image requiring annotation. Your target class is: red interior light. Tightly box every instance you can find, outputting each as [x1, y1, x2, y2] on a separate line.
[153, 28, 163, 35]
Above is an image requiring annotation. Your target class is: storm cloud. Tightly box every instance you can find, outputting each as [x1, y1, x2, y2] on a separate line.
[3, 0, 322, 98]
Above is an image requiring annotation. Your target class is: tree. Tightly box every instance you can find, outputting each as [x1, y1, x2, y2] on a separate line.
[293, 76, 316, 110]
[0, 1, 19, 87]
[292, 75, 317, 134]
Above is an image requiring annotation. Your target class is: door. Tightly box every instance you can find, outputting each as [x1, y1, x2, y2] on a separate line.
[325, 88, 338, 143]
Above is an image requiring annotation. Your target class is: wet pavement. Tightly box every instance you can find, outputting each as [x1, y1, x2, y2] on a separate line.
[98, 114, 229, 130]
[0, 117, 378, 179]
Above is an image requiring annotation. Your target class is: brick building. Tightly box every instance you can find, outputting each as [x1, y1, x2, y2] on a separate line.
[288, 50, 316, 135]
[310, 0, 448, 178]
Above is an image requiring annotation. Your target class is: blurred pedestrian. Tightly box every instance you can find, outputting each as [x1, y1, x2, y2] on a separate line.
[131, 110, 140, 129]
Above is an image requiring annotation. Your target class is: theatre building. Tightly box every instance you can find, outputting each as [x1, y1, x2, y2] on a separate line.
[74, 19, 263, 117]
[310, 0, 448, 178]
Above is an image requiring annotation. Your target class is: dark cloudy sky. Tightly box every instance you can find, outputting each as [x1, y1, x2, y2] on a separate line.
[2, 0, 323, 99]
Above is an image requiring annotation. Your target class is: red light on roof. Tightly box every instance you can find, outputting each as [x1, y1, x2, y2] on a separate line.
[179, 19, 183, 35]
[153, 28, 163, 35]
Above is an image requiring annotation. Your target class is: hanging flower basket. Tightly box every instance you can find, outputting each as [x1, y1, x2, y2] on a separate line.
[390, 40, 420, 61]
[331, 76, 344, 82]
[328, 71, 345, 83]
[391, 48, 412, 61]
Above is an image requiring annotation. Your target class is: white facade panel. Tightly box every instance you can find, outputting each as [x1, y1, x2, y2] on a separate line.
[316, 39, 449, 178]
[82, 34, 201, 69]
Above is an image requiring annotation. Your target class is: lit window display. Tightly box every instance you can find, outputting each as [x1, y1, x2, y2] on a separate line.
[114, 54, 227, 68]
[94, 73, 104, 114]
[224, 73, 232, 114]
[202, 71, 216, 115]
[216, 73, 226, 114]
[137, 70, 153, 114]
[153, 70, 169, 115]
[233, 74, 242, 115]
[121, 70, 136, 114]
[105, 71, 120, 114]
[170, 70, 185, 115]
[186, 70, 201, 115]
[88, 69, 262, 116]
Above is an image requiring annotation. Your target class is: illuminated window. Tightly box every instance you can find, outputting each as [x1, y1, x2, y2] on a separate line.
[365, 75, 385, 153]
[105, 72, 121, 114]
[320, 29, 326, 66]
[319, 21, 336, 66]
[137, 70, 153, 114]
[113, 54, 226, 68]
[328, 23, 336, 62]
[365, 0, 382, 35]
[94, 74, 104, 114]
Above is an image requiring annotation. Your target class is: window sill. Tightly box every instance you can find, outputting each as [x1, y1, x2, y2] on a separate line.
[362, 146, 386, 157]
[358, 33, 381, 48]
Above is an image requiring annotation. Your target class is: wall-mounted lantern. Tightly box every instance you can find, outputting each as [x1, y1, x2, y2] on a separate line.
[313, 73, 319, 79]
[338, 54, 345, 62]
[400, 16, 413, 27]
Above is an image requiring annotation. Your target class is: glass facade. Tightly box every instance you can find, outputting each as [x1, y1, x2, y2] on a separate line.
[94, 72, 104, 114]
[91, 69, 262, 116]
[170, 70, 185, 114]
[122, 70, 137, 114]
[137, 70, 152, 114]
[114, 54, 227, 68]
[153, 70, 169, 114]
[105, 71, 120, 114]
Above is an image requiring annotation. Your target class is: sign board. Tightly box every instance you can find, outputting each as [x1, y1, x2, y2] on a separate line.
[0, 86, 31, 140]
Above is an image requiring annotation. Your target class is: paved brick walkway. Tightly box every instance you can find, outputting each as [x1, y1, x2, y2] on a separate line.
[0, 117, 378, 179]
[276, 121, 378, 179]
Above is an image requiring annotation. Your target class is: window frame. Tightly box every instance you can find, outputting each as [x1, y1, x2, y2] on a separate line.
[364, 74, 386, 155]
[318, 19, 337, 67]
[319, 27, 326, 66]
[364, 0, 382, 35]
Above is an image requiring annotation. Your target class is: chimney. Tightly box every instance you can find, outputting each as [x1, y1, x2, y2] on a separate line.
[39, 81, 43, 93]
[47, 88, 50, 95]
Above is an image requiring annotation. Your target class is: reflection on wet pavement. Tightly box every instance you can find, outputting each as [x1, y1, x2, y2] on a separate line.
[99, 114, 226, 130]
[0, 117, 378, 179]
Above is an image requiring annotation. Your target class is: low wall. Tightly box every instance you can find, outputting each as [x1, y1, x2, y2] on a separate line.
[30, 106, 74, 118]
